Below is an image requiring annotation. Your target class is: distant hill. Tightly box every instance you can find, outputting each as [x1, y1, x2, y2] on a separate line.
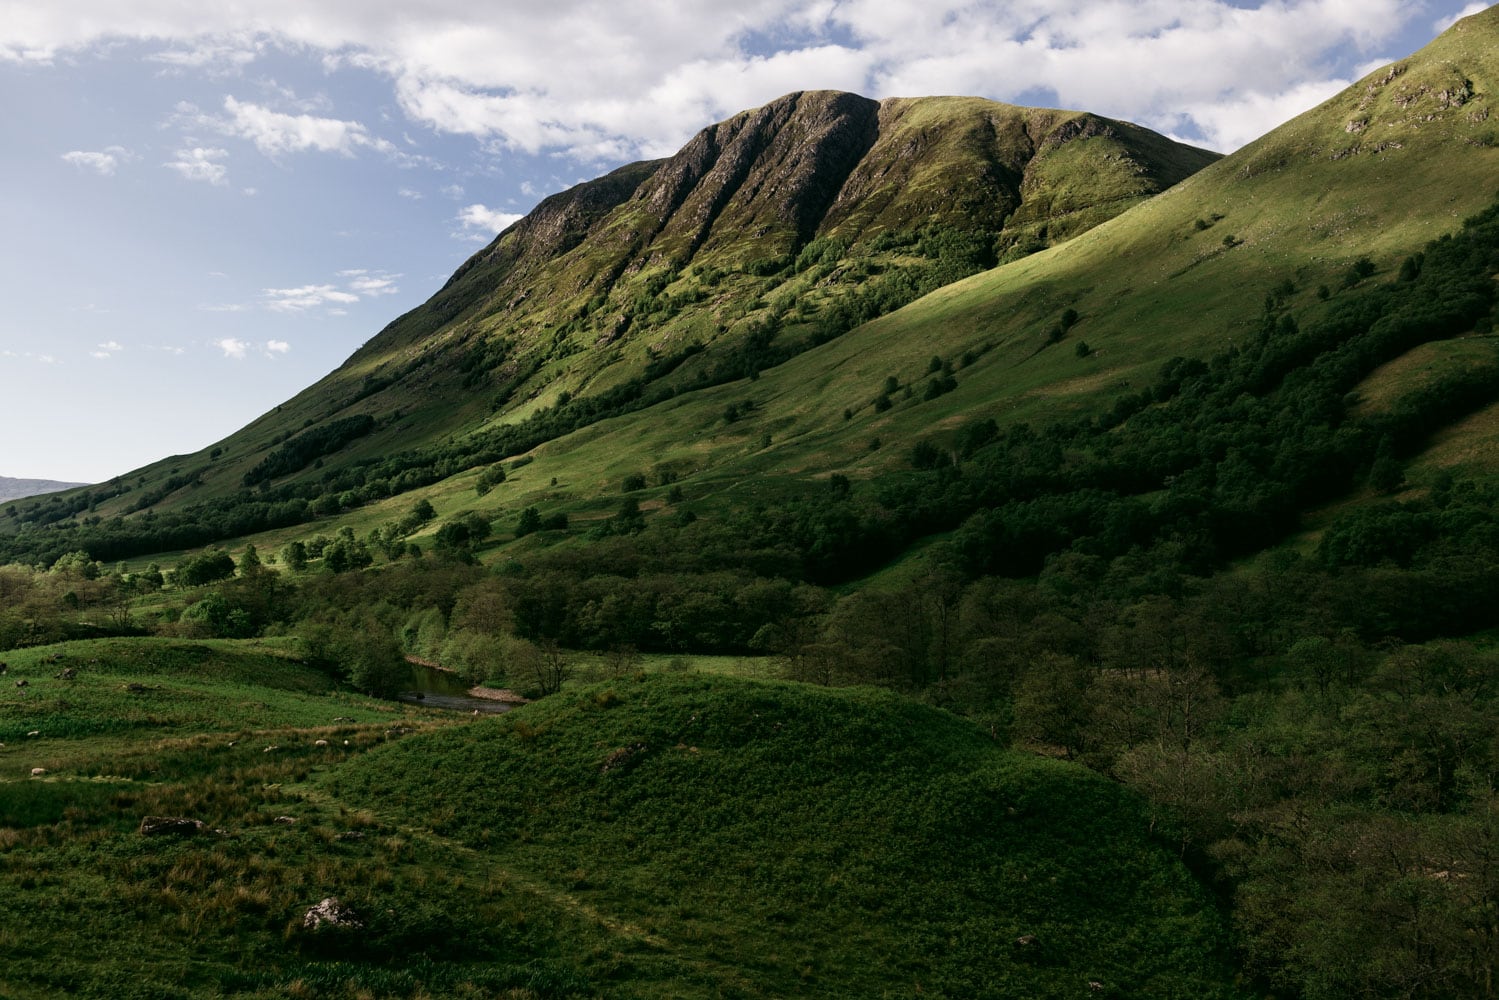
[0, 476, 87, 502]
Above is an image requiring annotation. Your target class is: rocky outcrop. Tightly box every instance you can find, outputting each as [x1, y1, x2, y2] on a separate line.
[435, 91, 1216, 314]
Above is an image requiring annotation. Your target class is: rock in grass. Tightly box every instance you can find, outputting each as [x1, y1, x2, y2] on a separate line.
[139, 816, 206, 837]
[30, 767, 46, 777]
[303, 896, 362, 930]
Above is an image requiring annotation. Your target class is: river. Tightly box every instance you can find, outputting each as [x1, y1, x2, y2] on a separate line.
[397, 660, 517, 714]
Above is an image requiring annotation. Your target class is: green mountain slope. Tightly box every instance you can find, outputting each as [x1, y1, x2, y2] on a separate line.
[326, 673, 1243, 999]
[495, 5, 1499, 508]
[3, 8, 1498, 573]
[0, 93, 1213, 549]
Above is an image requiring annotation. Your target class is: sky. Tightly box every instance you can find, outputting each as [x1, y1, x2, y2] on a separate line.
[0, 0, 1489, 484]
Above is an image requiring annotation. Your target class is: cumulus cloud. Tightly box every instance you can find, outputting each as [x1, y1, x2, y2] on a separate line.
[264, 339, 291, 357]
[89, 340, 124, 359]
[0, 1, 1464, 155]
[165, 147, 229, 185]
[456, 203, 522, 241]
[346, 273, 401, 295]
[262, 283, 361, 312]
[220, 95, 393, 156]
[214, 337, 250, 359]
[61, 146, 132, 176]
[1435, 3, 1489, 32]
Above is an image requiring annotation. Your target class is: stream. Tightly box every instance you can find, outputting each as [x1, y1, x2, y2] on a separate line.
[397, 661, 516, 714]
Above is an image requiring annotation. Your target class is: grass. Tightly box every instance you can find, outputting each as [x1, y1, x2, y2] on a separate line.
[0, 638, 603, 998]
[326, 673, 1246, 999]
[2, 644, 1245, 998]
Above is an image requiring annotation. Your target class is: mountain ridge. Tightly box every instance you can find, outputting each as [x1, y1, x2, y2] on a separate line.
[0, 476, 88, 503]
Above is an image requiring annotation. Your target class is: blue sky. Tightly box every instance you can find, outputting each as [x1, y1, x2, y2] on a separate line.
[0, 0, 1487, 484]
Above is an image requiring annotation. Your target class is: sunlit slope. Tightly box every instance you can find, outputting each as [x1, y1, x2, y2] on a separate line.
[462, 6, 1499, 503]
[327, 674, 1244, 999]
[61, 93, 1213, 520]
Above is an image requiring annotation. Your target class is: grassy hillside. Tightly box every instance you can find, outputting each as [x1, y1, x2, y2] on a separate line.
[0, 650, 1241, 998]
[0, 93, 1216, 565]
[5, 13, 1497, 575]
[327, 673, 1244, 999]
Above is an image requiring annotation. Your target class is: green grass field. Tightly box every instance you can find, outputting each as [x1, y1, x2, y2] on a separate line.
[0, 640, 1243, 999]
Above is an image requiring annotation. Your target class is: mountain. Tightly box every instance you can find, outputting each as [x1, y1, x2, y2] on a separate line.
[2, 94, 1215, 536]
[0, 476, 88, 502]
[1, 6, 1497, 571]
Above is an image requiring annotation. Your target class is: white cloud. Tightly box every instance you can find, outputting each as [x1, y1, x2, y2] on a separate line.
[1435, 3, 1488, 32]
[2, 349, 59, 364]
[347, 273, 400, 295]
[220, 95, 392, 157]
[456, 203, 522, 241]
[147, 37, 261, 74]
[1181, 77, 1358, 153]
[0, 0, 1469, 157]
[214, 337, 249, 359]
[264, 339, 291, 357]
[90, 340, 125, 359]
[262, 283, 361, 312]
[165, 147, 229, 185]
[61, 146, 132, 176]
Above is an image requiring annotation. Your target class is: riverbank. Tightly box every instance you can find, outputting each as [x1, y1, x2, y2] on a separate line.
[467, 685, 528, 704]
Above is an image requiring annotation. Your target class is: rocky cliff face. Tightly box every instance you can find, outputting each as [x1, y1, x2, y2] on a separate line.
[462, 90, 1216, 290]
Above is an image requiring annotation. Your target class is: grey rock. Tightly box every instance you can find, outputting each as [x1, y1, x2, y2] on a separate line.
[303, 896, 363, 930]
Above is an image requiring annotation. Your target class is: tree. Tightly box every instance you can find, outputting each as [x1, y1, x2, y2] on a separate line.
[1011, 653, 1094, 759]
[173, 549, 236, 587]
[531, 639, 571, 695]
[179, 591, 254, 638]
[281, 540, 308, 572]
[514, 506, 542, 537]
[238, 544, 263, 575]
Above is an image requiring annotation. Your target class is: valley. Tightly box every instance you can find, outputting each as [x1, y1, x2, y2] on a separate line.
[3, 6, 1499, 998]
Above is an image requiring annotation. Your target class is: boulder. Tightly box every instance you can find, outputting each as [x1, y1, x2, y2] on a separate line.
[303, 896, 363, 930]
